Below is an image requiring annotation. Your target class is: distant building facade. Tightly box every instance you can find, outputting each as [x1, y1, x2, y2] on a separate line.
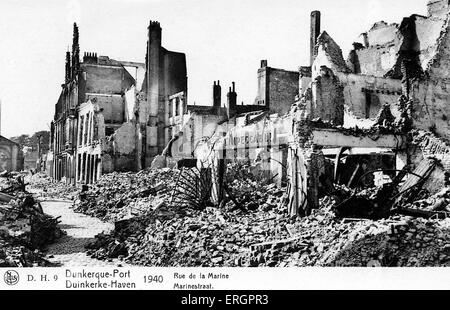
[48, 21, 187, 184]
[0, 136, 23, 172]
[48, 21, 301, 184]
[23, 147, 38, 171]
[168, 61, 299, 163]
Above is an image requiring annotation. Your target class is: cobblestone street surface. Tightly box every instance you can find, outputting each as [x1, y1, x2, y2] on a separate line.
[41, 200, 128, 267]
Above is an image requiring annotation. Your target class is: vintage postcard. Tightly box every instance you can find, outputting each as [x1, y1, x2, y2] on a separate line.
[0, 0, 449, 299]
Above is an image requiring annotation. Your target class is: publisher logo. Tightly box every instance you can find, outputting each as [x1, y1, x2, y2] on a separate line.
[4, 270, 19, 286]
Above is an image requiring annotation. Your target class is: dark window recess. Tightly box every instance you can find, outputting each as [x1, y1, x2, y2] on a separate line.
[105, 127, 115, 136]
[365, 92, 372, 119]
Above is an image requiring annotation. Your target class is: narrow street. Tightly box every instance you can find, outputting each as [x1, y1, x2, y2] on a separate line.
[41, 200, 127, 267]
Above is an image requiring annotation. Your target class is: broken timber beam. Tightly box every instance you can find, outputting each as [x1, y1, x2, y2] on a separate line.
[394, 207, 450, 220]
[0, 192, 14, 203]
[311, 128, 407, 149]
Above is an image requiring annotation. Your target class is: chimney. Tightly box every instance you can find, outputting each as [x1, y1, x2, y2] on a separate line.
[83, 52, 98, 64]
[362, 32, 369, 48]
[261, 60, 268, 68]
[147, 20, 162, 111]
[227, 82, 237, 118]
[213, 80, 221, 107]
[310, 11, 321, 66]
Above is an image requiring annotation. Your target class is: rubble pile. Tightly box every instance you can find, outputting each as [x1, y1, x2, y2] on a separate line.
[27, 173, 78, 200]
[0, 186, 64, 267]
[320, 217, 450, 267]
[0, 172, 27, 193]
[74, 168, 178, 221]
[82, 168, 450, 267]
[85, 202, 289, 266]
[82, 165, 290, 266]
[73, 152, 450, 268]
[223, 163, 288, 212]
[247, 197, 450, 267]
[84, 188, 450, 267]
[401, 188, 450, 212]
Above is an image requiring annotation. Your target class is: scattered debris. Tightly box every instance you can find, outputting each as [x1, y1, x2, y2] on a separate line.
[26, 172, 78, 200]
[0, 174, 64, 267]
[78, 160, 450, 267]
[73, 168, 178, 221]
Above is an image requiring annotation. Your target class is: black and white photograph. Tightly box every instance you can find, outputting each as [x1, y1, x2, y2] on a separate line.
[1, 0, 450, 287]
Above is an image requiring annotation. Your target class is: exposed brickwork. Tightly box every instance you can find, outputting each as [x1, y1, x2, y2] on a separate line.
[268, 69, 299, 116]
[311, 66, 344, 126]
[254, 62, 299, 116]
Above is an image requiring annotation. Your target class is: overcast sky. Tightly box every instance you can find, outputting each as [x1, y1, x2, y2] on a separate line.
[0, 0, 427, 138]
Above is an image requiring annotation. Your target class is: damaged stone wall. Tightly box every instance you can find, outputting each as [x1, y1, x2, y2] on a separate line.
[104, 122, 136, 172]
[366, 21, 399, 46]
[311, 66, 344, 126]
[427, 0, 450, 18]
[79, 59, 135, 104]
[86, 94, 125, 124]
[196, 114, 294, 202]
[308, 10, 450, 134]
[349, 22, 400, 77]
[347, 14, 445, 78]
[312, 31, 349, 77]
[339, 74, 403, 128]
[410, 17, 450, 139]
[170, 113, 223, 160]
[415, 15, 446, 68]
[76, 95, 140, 182]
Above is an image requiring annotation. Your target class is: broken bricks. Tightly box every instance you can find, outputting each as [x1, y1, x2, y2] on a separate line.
[0, 175, 63, 267]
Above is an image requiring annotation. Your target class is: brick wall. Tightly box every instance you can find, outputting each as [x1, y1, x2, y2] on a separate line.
[268, 69, 299, 116]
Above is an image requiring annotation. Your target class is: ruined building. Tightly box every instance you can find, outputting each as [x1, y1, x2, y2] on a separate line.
[0, 136, 23, 172]
[0, 99, 23, 172]
[48, 22, 187, 184]
[193, 0, 450, 218]
[48, 0, 450, 218]
[288, 0, 450, 216]
[165, 60, 298, 167]
[48, 19, 299, 183]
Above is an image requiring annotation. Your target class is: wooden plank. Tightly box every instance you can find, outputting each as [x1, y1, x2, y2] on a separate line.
[398, 158, 436, 193]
